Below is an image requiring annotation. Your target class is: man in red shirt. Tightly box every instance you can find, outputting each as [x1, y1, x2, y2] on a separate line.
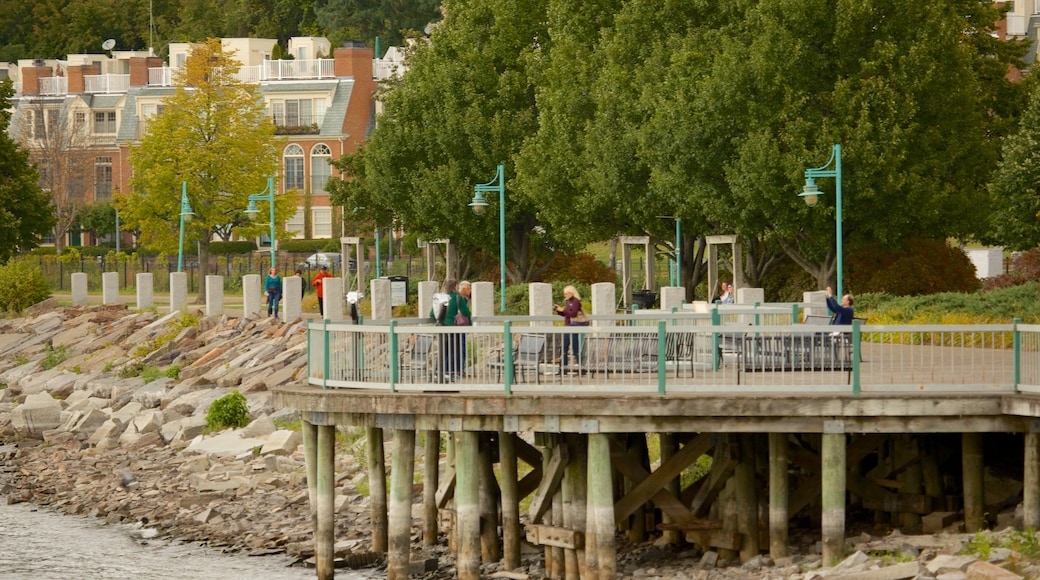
[312, 266, 332, 316]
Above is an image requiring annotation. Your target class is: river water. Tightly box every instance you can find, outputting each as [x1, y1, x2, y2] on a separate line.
[0, 501, 377, 579]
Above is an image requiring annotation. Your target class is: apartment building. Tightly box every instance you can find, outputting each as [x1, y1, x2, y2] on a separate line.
[4, 37, 401, 246]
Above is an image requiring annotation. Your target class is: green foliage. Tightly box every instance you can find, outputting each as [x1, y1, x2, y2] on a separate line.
[209, 241, 258, 255]
[0, 259, 51, 312]
[856, 282, 1040, 324]
[962, 530, 993, 560]
[118, 360, 145, 379]
[0, 80, 54, 259]
[541, 253, 617, 286]
[280, 239, 341, 253]
[77, 203, 117, 242]
[206, 390, 251, 431]
[40, 345, 68, 370]
[315, 0, 440, 49]
[847, 239, 979, 297]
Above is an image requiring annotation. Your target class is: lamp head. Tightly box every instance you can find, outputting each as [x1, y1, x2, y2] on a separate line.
[469, 191, 488, 216]
[245, 199, 259, 221]
[799, 182, 820, 208]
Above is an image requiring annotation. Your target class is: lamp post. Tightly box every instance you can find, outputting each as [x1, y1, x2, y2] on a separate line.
[469, 164, 506, 313]
[245, 177, 277, 269]
[799, 144, 843, 297]
[657, 216, 682, 287]
[177, 181, 194, 272]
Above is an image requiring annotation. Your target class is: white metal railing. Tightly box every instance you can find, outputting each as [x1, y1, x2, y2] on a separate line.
[84, 74, 130, 93]
[373, 59, 405, 80]
[148, 67, 172, 86]
[305, 316, 1034, 396]
[148, 59, 337, 87]
[38, 77, 67, 96]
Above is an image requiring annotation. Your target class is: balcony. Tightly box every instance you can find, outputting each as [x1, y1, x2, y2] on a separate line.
[38, 77, 68, 96]
[271, 113, 324, 135]
[146, 59, 336, 87]
[85, 74, 130, 94]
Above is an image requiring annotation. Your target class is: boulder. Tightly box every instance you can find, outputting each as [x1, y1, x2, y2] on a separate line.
[259, 430, 301, 456]
[11, 392, 63, 438]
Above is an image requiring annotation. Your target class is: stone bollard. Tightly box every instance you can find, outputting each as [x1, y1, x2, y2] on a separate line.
[71, 272, 88, 307]
[283, 276, 302, 322]
[370, 278, 392, 321]
[418, 281, 439, 321]
[472, 281, 494, 320]
[170, 272, 188, 313]
[804, 290, 827, 318]
[136, 273, 154, 310]
[659, 286, 686, 311]
[323, 277, 344, 321]
[591, 282, 616, 326]
[243, 274, 262, 318]
[102, 271, 119, 305]
[529, 282, 553, 324]
[205, 275, 224, 316]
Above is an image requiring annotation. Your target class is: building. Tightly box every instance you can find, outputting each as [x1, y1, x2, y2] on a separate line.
[5, 37, 403, 247]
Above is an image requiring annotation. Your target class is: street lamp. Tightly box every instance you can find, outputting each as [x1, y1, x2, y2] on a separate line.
[177, 181, 194, 272]
[799, 144, 843, 297]
[245, 177, 277, 269]
[657, 215, 682, 287]
[469, 164, 506, 313]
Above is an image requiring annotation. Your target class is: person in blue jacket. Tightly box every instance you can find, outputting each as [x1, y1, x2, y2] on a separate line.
[825, 286, 854, 325]
[265, 267, 283, 319]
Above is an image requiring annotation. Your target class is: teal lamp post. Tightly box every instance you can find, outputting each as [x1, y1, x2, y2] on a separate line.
[657, 216, 682, 287]
[469, 164, 506, 313]
[245, 177, 277, 269]
[799, 144, 843, 297]
[177, 181, 194, 272]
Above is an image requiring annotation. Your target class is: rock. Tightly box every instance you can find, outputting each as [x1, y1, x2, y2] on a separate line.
[965, 560, 1024, 579]
[184, 430, 267, 457]
[928, 555, 980, 574]
[11, 392, 64, 437]
[240, 413, 276, 439]
[131, 378, 172, 408]
[259, 430, 301, 456]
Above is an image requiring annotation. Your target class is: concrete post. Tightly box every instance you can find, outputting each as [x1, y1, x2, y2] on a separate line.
[243, 274, 262, 318]
[659, 287, 685, 311]
[736, 287, 764, 305]
[591, 282, 616, 324]
[283, 276, 302, 322]
[204, 275, 224, 316]
[170, 272, 188, 313]
[71, 272, 88, 306]
[472, 281, 494, 319]
[101, 271, 119, 305]
[135, 273, 153, 310]
[528, 282, 553, 321]
[370, 277, 392, 320]
[323, 277, 344, 321]
[419, 280, 439, 321]
[804, 290, 827, 318]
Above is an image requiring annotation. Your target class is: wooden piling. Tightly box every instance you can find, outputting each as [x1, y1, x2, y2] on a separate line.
[768, 432, 788, 561]
[499, 431, 521, 571]
[659, 433, 681, 545]
[423, 430, 440, 545]
[962, 433, 984, 533]
[388, 429, 417, 579]
[302, 420, 318, 528]
[367, 426, 388, 553]
[627, 434, 649, 543]
[478, 434, 501, 563]
[821, 430, 846, 567]
[456, 431, 482, 580]
[563, 434, 588, 579]
[1026, 432, 1040, 530]
[588, 433, 616, 579]
[736, 434, 759, 562]
[315, 425, 336, 580]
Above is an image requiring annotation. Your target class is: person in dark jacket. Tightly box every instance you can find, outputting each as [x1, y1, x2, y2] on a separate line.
[825, 286, 854, 325]
[429, 280, 471, 380]
[554, 285, 587, 373]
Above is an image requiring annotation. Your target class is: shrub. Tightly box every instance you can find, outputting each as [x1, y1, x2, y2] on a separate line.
[40, 345, 68, 370]
[846, 239, 978, 296]
[210, 241, 257, 255]
[0, 259, 51, 312]
[281, 239, 341, 253]
[541, 252, 617, 286]
[206, 390, 251, 431]
[983, 248, 1040, 291]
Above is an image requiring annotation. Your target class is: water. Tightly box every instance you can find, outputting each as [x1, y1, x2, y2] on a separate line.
[0, 501, 377, 579]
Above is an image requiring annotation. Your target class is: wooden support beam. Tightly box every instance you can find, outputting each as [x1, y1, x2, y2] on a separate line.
[736, 434, 759, 562]
[479, 435, 501, 564]
[610, 441, 695, 525]
[423, 430, 440, 546]
[526, 524, 584, 550]
[563, 433, 588, 580]
[660, 434, 681, 545]
[626, 434, 650, 543]
[302, 420, 318, 528]
[1026, 432, 1040, 530]
[768, 432, 788, 561]
[689, 455, 738, 519]
[456, 431, 481, 580]
[515, 434, 543, 468]
[366, 426, 388, 553]
[499, 431, 521, 571]
[529, 443, 569, 525]
[436, 467, 456, 509]
[518, 468, 542, 499]
[588, 433, 616, 579]
[821, 431, 846, 567]
[388, 429, 416, 580]
[315, 425, 336, 580]
[788, 434, 884, 519]
[847, 472, 932, 514]
[963, 433, 984, 533]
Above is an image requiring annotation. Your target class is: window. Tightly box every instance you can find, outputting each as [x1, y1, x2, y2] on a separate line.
[284, 144, 304, 191]
[94, 111, 117, 134]
[95, 157, 113, 201]
[312, 207, 332, 238]
[286, 208, 305, 239]
[270, 98, 325, 129]
[32, 110, 45, 139]
[139, 104, 165, 134]
[46, 109, 58, 136]
[73, 112, 86, 135]
[311, 144, 331, 194]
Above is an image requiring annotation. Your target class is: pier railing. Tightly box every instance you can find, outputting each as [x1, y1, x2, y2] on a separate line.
[306, 311, 1036, 396]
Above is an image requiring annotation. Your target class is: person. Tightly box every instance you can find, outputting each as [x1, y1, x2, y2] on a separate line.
[312, 265, 332, 316]
[825, 286, 855, 325]
[430, 280, 470, 381]
[719, 281, 734, 304]
[554, 285, 587, 373]
[456, 281, 472, 377]
[294, 269, 306, 300]
[265, 267, 282, 319]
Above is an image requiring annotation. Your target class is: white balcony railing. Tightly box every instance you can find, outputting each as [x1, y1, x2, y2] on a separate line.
[148, 67, 172, 87]
[38, 77, 68, 96]
[147, 59, 337, 87]
[84, 74, 130, 94]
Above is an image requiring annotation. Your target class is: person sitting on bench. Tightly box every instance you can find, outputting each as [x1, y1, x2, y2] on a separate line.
[825, 286, 854, 325]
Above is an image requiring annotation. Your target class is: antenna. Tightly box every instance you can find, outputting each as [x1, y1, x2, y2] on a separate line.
[102, 38, 116, 51]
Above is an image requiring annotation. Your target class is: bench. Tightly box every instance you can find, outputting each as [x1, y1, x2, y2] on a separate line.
[489, 334, 547, 384]
[585, 335, 658, 377]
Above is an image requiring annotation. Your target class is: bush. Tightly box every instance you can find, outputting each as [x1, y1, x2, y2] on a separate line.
[0, 259, 51, 312]
[846, 239, 979, 296]
[206, 390, 251, 431]
[983, 248, 1040, 291]
[210, 241, 257, 255]
[281, 239, 341, 253]
[541, 252, 617, 286]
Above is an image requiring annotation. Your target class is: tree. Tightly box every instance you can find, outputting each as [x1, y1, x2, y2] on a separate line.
[77, 203, 118, 245]
[315, 0, 441, 50]
[987, 79, 1040, 250]
[0, 80, 56, 260]
[120, 39, 288, 299]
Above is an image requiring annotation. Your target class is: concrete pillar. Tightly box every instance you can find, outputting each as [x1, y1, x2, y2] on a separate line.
[768, 432, 789, 560]
[283, 276, 302, 321]
[659, 287, 685, 311]
[71, 272, 88, 306]
[1025, 431, 1040, 530]
[370, 277, 392, 320]
[591, 282, 616, 324]
[528, 282, 553, 320]
[388, 429, 416, 579]
[101, 271, 119, 305]
[243, 274, 262, 318]
[821, 429, 846, 567]
[472, 281, 494, 319]
[322, 277, 344, 321]
[963, 433, 984, 533]
[135, 273, 153, 310]
[170, 272, 188, 313]
[736, 287, 764, 305]
[204, 275, 223, 316]
[456, 431, 481, 580]
[804, 290, 827, 318]
[419, 280, 439, 321]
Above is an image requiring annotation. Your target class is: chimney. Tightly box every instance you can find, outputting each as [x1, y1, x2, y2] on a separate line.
[20, 65, 52, 96]
[67, 65, 98, 94]
[334, 42, 374, 79]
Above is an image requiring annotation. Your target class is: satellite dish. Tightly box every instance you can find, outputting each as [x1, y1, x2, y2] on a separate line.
[102, 39, 116, 51]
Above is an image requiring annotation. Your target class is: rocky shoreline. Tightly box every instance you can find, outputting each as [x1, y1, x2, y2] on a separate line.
[0, 304, 1038, 579]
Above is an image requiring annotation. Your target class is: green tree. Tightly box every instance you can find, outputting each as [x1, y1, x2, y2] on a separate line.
[987, 79, 1040, 250]
[315, 0, 441, 50]
[78, 203, 118, 245]
[120, 39, 288, 298]
[0, 79, 55, 260]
